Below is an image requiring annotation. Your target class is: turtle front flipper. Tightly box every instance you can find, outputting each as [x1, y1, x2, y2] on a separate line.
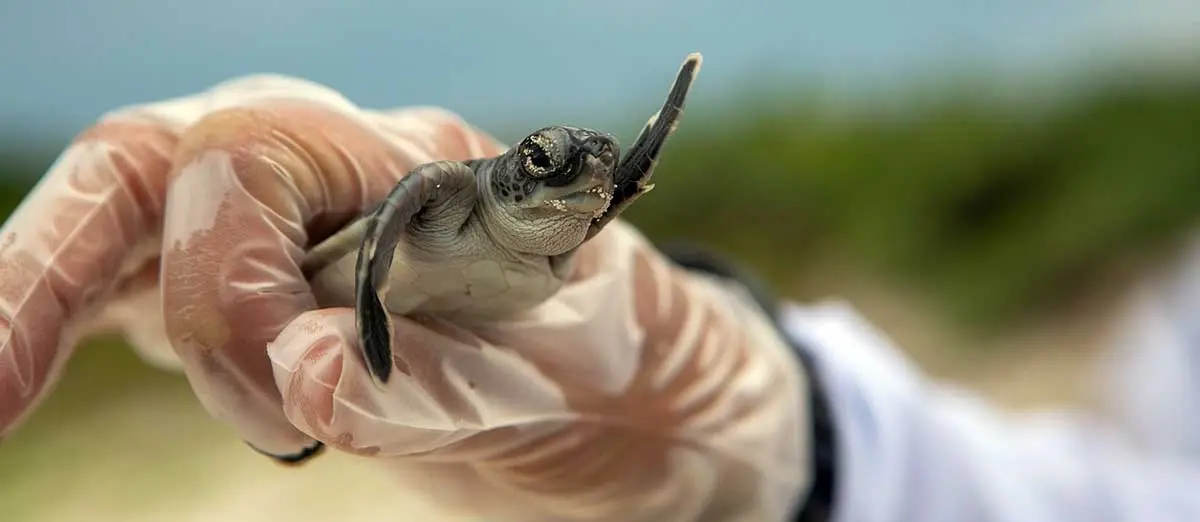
[356, 160, 479, 386]
[586, 52, 702, 240]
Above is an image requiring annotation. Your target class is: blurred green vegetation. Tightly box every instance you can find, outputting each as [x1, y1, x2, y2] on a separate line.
[1, 68, 1199, 342]
[625, 74, 1200, 334]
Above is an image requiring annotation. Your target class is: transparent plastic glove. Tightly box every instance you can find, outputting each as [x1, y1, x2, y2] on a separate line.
[0, 74, 506, 459]
[270, 218, 812, 521]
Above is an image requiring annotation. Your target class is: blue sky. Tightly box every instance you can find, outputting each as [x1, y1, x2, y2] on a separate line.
[1, 0, 1197, 145]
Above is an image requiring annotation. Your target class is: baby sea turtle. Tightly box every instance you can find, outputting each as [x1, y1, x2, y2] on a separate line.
[302, 53, 702, 386]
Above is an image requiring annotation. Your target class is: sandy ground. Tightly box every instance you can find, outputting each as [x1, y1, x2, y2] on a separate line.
[1, 378, 477, 522]
[0, 278, 1134, 522]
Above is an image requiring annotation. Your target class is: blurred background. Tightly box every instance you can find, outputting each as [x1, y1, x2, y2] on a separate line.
[2, 1, 1200, 520]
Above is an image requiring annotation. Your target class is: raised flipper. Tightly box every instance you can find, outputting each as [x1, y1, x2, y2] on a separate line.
[586, 52, 702, 240]
[355, 160, 477, 386]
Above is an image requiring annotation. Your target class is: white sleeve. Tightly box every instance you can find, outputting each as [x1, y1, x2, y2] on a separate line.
[1099, 236, 1200, 460]
[780, 300, 1200, 522]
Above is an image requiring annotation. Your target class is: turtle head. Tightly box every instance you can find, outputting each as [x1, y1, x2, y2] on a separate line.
[477, 125, 621, 256]
[477, 52, 702, 258]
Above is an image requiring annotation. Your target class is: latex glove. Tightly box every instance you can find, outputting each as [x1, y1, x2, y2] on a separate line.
[0, 74, 811, 521]
[0, 74, 505, 459]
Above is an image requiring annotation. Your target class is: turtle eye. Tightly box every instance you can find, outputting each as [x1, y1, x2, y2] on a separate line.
[518, 132, 562, 178]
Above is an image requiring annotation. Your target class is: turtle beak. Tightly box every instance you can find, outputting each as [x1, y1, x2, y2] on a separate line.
[582, 135, 619, 171]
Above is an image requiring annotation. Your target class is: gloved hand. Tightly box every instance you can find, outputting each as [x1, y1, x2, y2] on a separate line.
[0, 75, 811, 521]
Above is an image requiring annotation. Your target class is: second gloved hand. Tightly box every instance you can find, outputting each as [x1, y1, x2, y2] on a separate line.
[269, 219, 812, 522]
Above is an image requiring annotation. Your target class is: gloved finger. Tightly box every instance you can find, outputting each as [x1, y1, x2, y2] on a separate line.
[267, 308, 571, 459]
[160, 84, 506, 460]
[0, 74, 383, 442]
[73, 76, 369, 374]
[0, 112, 182, 439]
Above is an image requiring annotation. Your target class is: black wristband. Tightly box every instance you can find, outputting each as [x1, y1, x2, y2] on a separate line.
[784, 330, 838, 522]
[658, 241, 837, 522]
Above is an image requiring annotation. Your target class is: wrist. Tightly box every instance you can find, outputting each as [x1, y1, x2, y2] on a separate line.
[658, 242, 837, 522]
